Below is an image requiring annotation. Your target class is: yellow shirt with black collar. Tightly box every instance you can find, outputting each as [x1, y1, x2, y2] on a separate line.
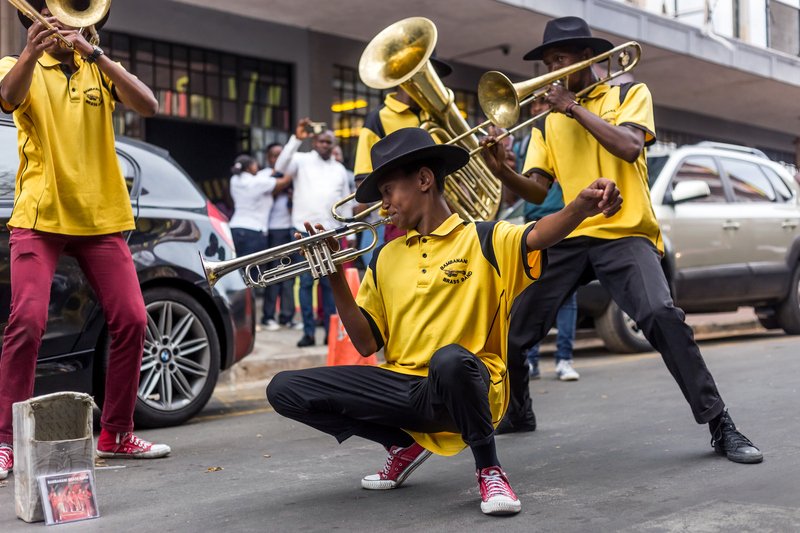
[356, 213, 546, 456]
[523, 82, 662, 252]
[0, 51, 134, 236]
[353, 92, 429, 179]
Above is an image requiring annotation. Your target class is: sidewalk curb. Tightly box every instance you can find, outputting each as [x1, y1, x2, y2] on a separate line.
[219, 318, 765, 387]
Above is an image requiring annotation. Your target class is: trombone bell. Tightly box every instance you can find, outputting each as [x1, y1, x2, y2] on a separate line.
[478, 71, 521, 130]
[45, 0, 111, 28]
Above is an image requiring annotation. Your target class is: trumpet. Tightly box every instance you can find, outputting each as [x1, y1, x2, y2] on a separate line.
[200, 219, 389, 292]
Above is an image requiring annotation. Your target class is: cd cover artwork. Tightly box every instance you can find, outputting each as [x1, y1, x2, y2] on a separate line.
[37, 471, 99, 525]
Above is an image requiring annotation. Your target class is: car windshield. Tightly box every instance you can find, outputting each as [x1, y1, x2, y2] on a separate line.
[647, 155, 668, 189]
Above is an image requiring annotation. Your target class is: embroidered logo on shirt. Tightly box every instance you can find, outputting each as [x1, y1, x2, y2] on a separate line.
[84, 88, 102, 107]
[440, 259, 472, 285]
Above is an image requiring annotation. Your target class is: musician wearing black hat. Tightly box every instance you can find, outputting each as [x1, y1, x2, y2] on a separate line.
[480, 16, 762, 464]
[267, 127, 623, 515]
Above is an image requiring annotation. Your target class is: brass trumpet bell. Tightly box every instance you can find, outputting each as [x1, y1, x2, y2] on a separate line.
[46, 0, 110, 29]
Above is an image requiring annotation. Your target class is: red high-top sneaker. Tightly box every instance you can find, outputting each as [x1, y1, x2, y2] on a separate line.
[361, 442, 432, 490]
[96, 430, 171, 459]
[478, 467, 521, 515]
[0, 444, 12, 480]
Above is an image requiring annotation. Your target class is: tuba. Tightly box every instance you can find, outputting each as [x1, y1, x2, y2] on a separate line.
[358, 17, 501, 222]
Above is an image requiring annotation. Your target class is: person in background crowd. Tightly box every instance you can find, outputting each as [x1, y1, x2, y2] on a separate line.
[228, 154, 292, 277]
[262, 142, 303, 332]
[275, 119, 354, 347]
[332, 144, 356, 272]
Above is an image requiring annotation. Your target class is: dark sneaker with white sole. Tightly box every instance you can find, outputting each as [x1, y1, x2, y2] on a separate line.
[710, 411, 762, 464]
[361, 442, 432, 490]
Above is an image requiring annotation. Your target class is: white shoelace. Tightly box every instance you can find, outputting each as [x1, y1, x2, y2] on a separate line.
[381, 451, 396, 476]
[120, 433, 150, 450]
[0, 445, 11, 468]
[482, 473, 512, 499]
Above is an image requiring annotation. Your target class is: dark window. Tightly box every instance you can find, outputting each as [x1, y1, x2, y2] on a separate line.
[671, 156, 726, 203]
[761, 165, 793, 201]
[331, 65, 388, 170]
[646, 155, 668, 189]
[99, 30, 292, 165]
[0, 126, 19, 200]
[721, 158, 776, 203]
[127, 145, 205, 209]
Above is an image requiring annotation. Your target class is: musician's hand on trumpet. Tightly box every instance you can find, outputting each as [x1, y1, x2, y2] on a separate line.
[296, 222, 341, 255]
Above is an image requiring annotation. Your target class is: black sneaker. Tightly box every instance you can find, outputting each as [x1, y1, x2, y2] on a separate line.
[297, 334, 316, 348]
[710, 411, 763, 464]
[496, 409, 537, 435]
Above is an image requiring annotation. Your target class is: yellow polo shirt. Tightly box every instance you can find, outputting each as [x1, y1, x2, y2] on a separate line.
[0, 52, 134, 235]
[353, 93, 428, 179]
[523, 83, 662, 252]
[356, 214, 546, 456]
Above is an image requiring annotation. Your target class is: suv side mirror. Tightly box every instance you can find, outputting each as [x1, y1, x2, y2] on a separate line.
[669, 180, 711, 204]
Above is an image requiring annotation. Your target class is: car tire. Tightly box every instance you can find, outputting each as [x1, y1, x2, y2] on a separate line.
[94, 287, 221, 428]
[776, 264, 800, 335]
[595, 300, 653, 354]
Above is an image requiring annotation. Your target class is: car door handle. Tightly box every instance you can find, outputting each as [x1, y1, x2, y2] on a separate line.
[722, 221, 740, 230]
[781, 220, 799, 229]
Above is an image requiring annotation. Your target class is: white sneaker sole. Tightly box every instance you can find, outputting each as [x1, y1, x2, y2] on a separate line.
[558, 374, 579, 381]
[0, 469, 9, 480]
[361, 449, 432, 490]
[481, 499, 522, 515]
[96, 445, 171, 459]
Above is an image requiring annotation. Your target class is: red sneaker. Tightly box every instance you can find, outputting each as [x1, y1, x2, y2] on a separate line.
[0, 444, 12, 480]
[478, 467, 521, 515]
[96, 430, 171, 459]
[361, 442, 432, 490]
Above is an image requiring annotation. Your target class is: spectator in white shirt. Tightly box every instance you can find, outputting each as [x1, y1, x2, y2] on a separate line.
[274, 119, 354, 347]
[262, 143, 303, 332]
[228, 154, 292, 282]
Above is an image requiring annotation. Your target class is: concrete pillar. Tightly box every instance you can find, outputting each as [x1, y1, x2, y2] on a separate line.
[1, 2, 25, 57]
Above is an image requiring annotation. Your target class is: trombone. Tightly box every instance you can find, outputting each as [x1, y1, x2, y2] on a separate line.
[471, 41, 642, 155]
[444, 41, 641, 156]
[200, 219, 389, 292]
[8, 0, 112, 49]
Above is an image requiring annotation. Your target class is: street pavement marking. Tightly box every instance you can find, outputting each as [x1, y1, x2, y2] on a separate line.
[191, 407, 274, 423]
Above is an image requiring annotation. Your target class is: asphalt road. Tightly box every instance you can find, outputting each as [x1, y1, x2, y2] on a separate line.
[2, 333, 799, 532]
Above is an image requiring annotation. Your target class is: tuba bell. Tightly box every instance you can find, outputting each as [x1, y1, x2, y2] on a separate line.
[358, 17, 502, 222]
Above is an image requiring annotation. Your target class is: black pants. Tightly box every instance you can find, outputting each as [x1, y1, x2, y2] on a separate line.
[267, 344, 496, 449]
[507, 236, 724, 425]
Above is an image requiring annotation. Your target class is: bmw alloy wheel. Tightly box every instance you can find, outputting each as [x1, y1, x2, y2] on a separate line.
[139, 300, 211, 411]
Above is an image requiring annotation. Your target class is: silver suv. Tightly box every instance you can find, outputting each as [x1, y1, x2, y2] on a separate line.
[505, 141, 800, 353]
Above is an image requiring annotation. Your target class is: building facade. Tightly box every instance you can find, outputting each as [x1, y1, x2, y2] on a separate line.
[1, 0, 798, 210]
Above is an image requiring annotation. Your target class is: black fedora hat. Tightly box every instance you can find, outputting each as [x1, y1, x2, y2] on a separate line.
[523, 16, 613, 61]
[17, 0, 111, 31]
[355, 128, 469, 203]
[430, 49, 453, 79]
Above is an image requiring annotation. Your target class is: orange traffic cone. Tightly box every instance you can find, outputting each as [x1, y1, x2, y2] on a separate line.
[327, 268, 378, 366]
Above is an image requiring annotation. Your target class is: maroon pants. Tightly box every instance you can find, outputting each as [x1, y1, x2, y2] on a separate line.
[0, 229, 147, 443]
